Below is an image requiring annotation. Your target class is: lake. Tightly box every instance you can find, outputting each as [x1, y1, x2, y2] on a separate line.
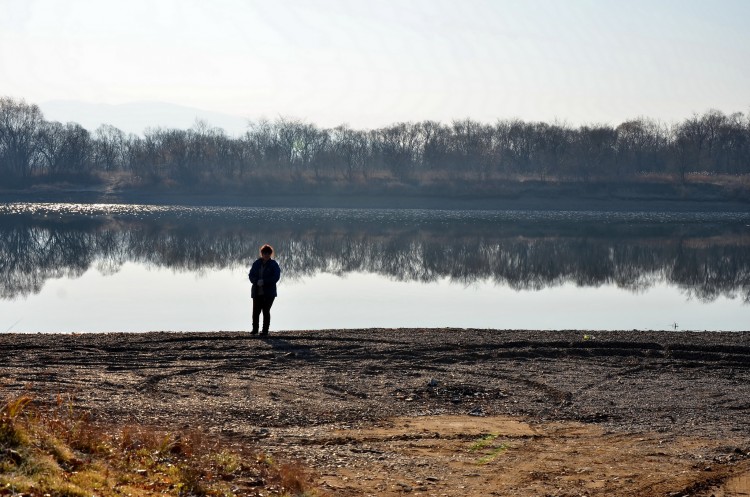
[1, 202, 749, 332]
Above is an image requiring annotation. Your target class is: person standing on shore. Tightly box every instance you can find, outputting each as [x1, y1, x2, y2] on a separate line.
[248, 244, 281, 336]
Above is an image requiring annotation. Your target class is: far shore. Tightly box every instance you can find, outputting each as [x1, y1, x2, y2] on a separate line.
[2, 188, 750, 213]
[2, 174, 750, 213]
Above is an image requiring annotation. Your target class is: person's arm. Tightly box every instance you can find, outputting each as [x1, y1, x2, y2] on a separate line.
[248, 261, 259, 284]
[270, 261, 281, 284]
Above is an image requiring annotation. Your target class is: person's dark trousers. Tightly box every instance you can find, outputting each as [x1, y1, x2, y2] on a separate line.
[252, 296, 275, 334]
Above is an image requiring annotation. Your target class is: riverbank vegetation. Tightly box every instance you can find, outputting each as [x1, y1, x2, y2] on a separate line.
[1, 97, 749, 201]
[0, 394, 322, 496]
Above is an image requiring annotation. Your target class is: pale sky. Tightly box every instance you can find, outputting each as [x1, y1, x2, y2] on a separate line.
[2, 0, 749, 130]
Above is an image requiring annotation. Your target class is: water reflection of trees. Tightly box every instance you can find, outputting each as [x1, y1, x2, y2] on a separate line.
[1, 214, 748, 303]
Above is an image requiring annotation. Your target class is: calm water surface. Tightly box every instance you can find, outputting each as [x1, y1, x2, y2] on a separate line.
[1, 203, 749, 332]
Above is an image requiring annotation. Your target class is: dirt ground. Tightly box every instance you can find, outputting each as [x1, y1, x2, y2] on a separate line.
[1, 329, 749, 496]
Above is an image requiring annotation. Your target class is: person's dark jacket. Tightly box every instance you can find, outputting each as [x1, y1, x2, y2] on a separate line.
[248, 258, 281, 298]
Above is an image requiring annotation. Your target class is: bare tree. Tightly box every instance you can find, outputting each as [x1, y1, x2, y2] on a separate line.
[92, 124, 127, 171]
[571, 125, 617, 181]
[0, 97, 44, 179]
[37, 121, 91, 175]
[676, 114, 708, 176]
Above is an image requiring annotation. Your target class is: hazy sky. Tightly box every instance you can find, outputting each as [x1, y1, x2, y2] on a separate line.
[2, 0, 749, 129]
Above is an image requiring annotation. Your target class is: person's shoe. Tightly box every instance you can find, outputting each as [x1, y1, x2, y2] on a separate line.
[260, 330, 269, 337]
[250, 329, 258, 336]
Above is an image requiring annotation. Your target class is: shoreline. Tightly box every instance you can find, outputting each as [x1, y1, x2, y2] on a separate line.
[3, 328, 749, 495]
[10, 327, 750, 433]
[5, 327, 750, 333]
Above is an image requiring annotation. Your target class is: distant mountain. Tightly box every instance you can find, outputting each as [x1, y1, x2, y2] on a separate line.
[39, 100, 251, 136]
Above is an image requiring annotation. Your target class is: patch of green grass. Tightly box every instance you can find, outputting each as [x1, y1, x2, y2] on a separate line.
[469, 433, 499, 452]
[1, 394, 328, 496]
[468, 433, 511, 465]
[476, 444, 510, 465]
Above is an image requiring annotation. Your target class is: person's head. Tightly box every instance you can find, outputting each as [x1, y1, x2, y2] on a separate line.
[260, 244, 274, 260]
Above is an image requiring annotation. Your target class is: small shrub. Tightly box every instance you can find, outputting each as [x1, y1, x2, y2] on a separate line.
[0, 396, 33, 448]
[213, 449, 242, 477]
[277, 462, 309, 495]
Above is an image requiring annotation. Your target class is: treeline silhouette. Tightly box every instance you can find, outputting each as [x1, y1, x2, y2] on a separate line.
[1, 96, 749, 191]
[2, 209, 748, 302]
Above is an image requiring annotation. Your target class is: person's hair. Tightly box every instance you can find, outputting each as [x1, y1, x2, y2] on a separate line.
[260, 244, 274, 256]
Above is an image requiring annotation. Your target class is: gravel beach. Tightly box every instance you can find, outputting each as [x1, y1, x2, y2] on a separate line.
[2, 328, 749, 496]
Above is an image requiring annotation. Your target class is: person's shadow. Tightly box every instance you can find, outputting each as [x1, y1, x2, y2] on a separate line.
[254, 332, 320, 363]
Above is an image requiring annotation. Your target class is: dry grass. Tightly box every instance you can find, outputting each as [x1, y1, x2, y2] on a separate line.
[0, 394, 326, 497]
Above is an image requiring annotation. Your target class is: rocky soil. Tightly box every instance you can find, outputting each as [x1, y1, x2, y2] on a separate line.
[2, 329, 749, 496]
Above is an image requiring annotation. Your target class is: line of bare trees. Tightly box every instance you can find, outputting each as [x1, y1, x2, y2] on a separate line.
[1, 96, 749, 188]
